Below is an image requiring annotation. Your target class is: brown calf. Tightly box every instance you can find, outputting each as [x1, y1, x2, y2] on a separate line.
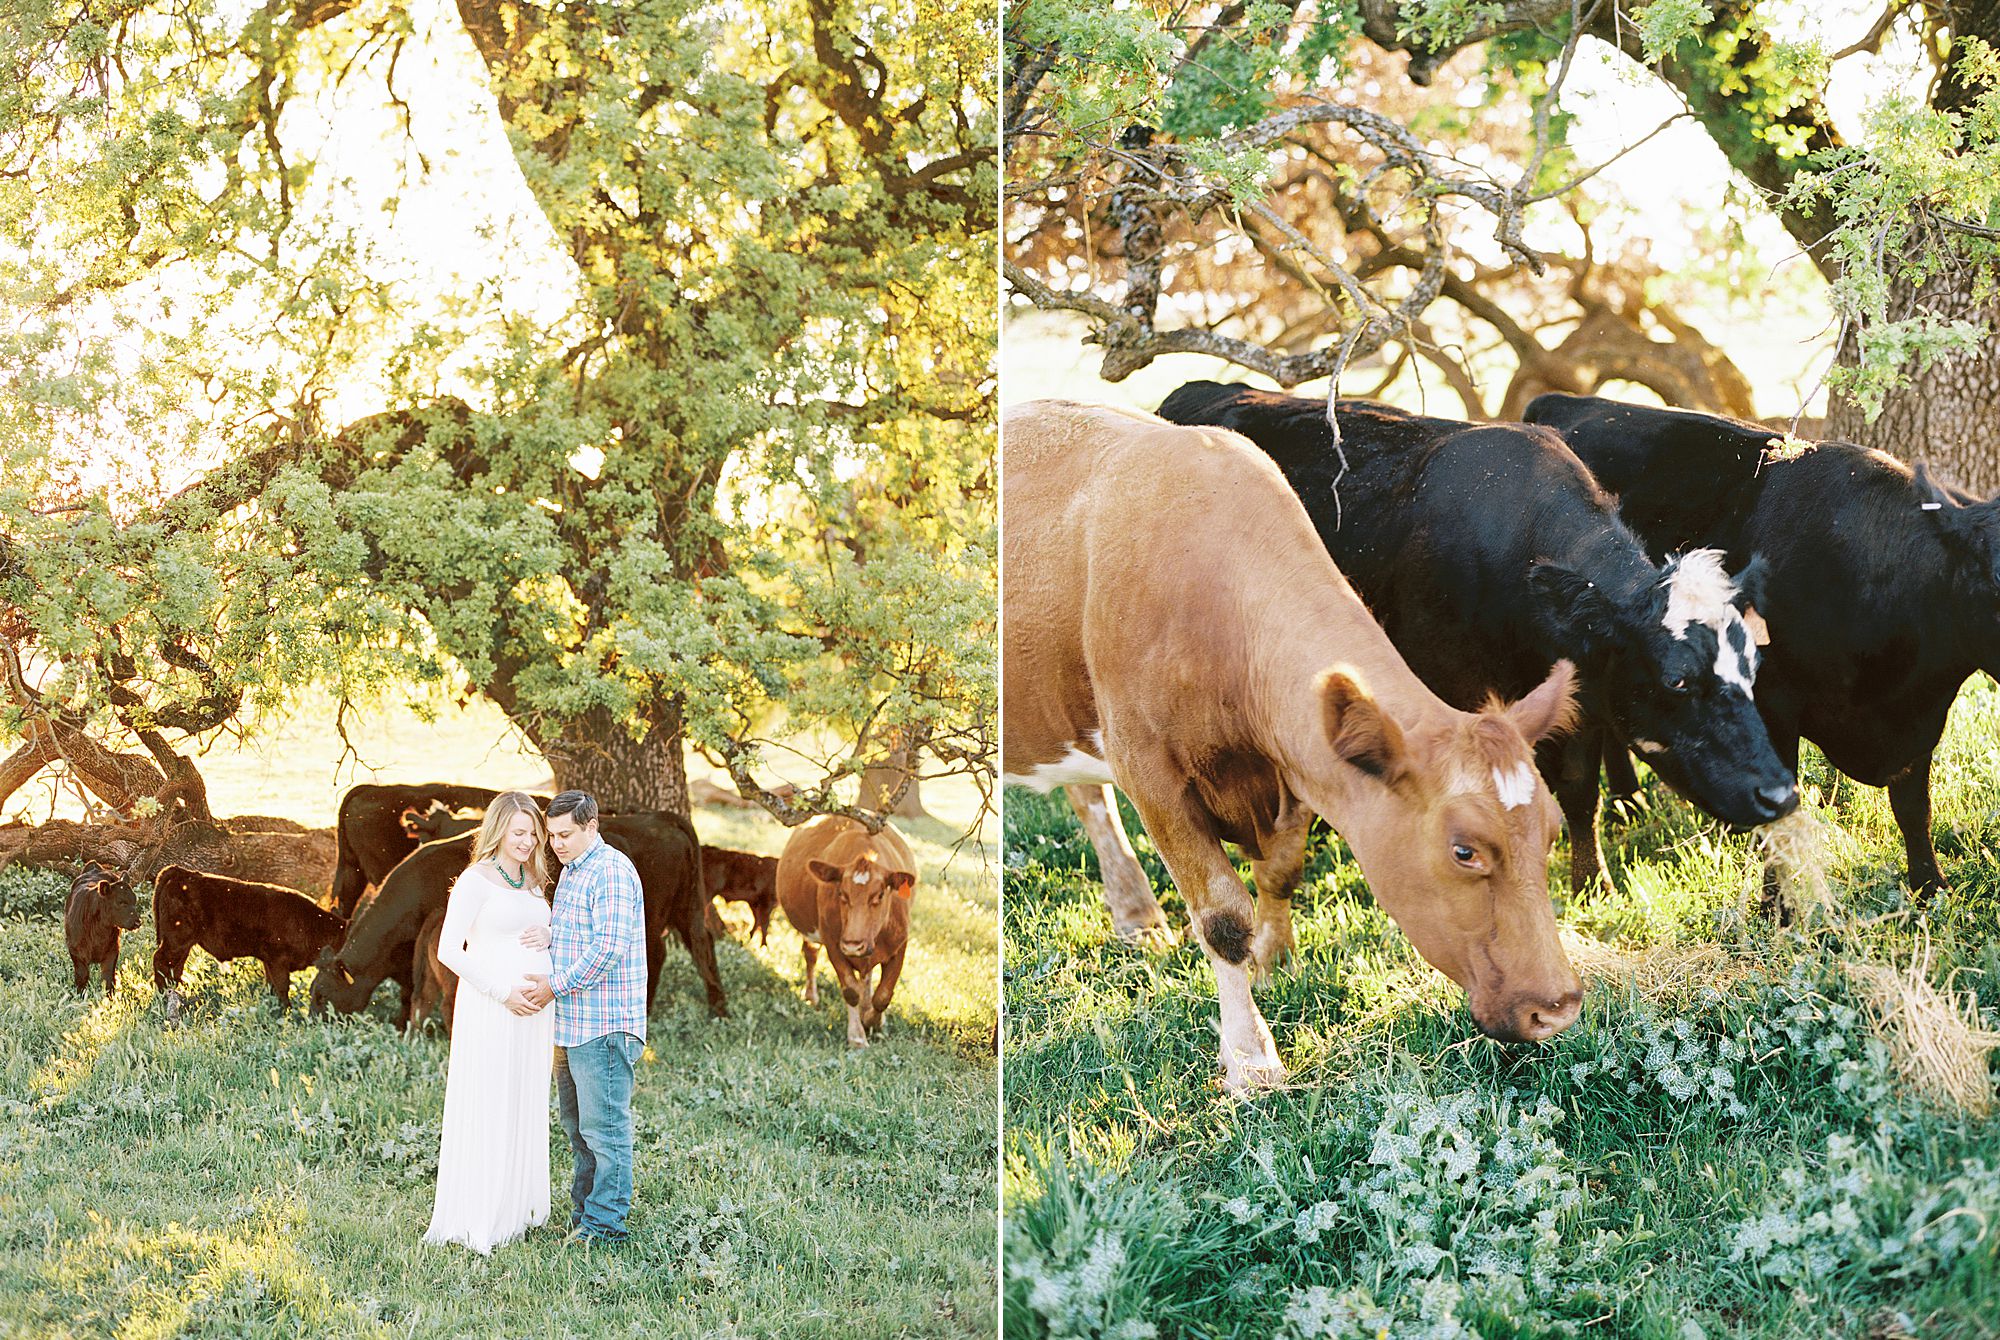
[1001, 401, 1583, 1090]
[776, 818, 917, 1047]
[407, 904, 458, 1035]
[65, 862, 140, 995]
[700, 844, 779, 944]
[151, 864, 346, 1018]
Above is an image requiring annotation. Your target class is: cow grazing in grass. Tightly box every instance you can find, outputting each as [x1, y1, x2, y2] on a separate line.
[700, 844, 779, 944]
[1526, 391, 2000, 899]
[151, 864, 345, 1017]
[330, 783, 502, 917]
[776, 817, 917, 1047]
[1158, 381, 1797, 894]
[1002, 401, 1583, 1090]
[312, 812, 724, 1022]
[65, 862, 140, 995]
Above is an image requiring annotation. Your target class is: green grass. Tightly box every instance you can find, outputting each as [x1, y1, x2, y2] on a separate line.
[1003, 676, 2000, 1340]
[0, 715, 997, 1338]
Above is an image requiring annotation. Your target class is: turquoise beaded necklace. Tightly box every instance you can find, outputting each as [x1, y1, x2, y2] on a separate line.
[492, 858, 526, 889]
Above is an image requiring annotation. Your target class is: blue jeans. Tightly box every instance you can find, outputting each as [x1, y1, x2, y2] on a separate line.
[554, 1031, 643, 1240]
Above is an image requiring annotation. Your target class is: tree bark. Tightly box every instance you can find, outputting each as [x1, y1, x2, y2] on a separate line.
[1825, 270, 2000, 493]
[855, 725, 929, 820]
[531, 704, 689, 817]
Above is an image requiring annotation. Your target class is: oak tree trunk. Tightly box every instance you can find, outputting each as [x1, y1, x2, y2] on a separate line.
[855, 727, 930, 820]
[1826, 269, 2000, 496]
[530, 704, 690, 817]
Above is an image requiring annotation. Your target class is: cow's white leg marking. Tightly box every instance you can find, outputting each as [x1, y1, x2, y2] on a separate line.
[1066, 784, 1172, 943]
[846, 1001, 869, 1047]
[1213, 958, 1285, 1092]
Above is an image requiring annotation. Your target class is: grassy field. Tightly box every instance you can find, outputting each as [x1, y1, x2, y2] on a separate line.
[0, 701, 998, 1339]
[1003, 675, 2000, 1340]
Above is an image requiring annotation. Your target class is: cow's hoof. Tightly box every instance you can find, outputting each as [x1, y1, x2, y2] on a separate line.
[847, 1032, 870, 1049]
[1218, 1053, 1286, 1094]
[162, 991, 183, 1023]
[1249, 929, 1294, 985]
[1111, 916, 1176, 949]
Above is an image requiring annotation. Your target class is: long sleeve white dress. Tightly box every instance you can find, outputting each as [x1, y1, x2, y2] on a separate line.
[423, 865, 555, 1254]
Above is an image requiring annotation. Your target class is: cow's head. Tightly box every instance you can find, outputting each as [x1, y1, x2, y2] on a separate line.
[1528, 548, 1797, 828]
[808, 851, 915, 959]
[78, 863, 140, 931]
[307, 950, 380, 1017]
[1913, 462, 2000, 591]
[1308, 660, 1583, 1043]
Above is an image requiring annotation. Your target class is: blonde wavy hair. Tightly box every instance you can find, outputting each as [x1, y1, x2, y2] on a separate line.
[467, 791, 552, 894]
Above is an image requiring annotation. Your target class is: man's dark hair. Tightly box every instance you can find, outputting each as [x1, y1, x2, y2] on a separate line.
[547, 791, 599, 826]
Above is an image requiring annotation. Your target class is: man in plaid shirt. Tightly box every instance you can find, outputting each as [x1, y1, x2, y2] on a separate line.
[523, 790, 647, 1244]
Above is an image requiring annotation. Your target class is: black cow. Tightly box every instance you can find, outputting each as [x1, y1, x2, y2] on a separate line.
[152, 864, 346, 1016]
[1525, 391, 2000, 898]
[329, 783, 503, 917]
[311, 812, 725, 1021]
[1157, 382, 1798, 894]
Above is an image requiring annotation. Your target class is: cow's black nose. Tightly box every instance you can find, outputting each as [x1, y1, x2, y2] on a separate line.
[1757, 782, 1799, 819]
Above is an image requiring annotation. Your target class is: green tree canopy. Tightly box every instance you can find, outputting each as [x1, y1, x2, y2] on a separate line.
[0, 0, 997, 827]
[1007, 0, 2000, 486]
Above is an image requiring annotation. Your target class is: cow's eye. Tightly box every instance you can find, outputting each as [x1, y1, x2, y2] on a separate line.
[1665, 676, 1689, 694]
[1450, 843, 1482, 869]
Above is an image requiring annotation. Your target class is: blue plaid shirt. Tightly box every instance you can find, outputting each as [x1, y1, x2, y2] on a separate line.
[549, 835, 648, 1046]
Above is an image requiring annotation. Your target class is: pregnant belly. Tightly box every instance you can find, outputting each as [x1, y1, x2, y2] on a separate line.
[477, 943, 553, 984]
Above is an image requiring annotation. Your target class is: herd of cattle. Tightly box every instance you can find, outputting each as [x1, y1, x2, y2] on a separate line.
[1002, 387, 2000, 1090]
[59, 782, 924, 1047]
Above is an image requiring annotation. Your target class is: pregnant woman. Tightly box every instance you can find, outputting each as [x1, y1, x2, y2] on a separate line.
[424, 791, 556, 1253]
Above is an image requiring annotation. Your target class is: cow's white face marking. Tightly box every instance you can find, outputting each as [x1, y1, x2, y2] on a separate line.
[1002, 738, 1117, 792]
[1492, 762, 1537, 810]
[1660, 549, 1758, 696]
[851, 871, 869, 885]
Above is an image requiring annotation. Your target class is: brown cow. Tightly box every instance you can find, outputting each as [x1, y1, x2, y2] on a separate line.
[65, 862, 140, 995]
[407, 904, 458, 1035]
[1001, 401, 1582, 1090]
[151, 864, 346, 1018]
[776, 818, 917, 1047]
[700, 844, 779, 944]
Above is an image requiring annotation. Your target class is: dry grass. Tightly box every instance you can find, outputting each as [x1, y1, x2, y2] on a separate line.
[1559, 927, 1758, 997]
[1846, 936, 2000, 1118]
[1753, 803, 1840, 922]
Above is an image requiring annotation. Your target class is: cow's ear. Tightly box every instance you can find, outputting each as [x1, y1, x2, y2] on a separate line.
[1729, 554, 1774, 646]
[1317, 668, 1406, 783]
[885, 871, 917, 899]
[1525, 560, 1623, 656]
[807, 860, 843, 884]
[1915, 461, 2000, 581]
[1506, 658, 1578, 744]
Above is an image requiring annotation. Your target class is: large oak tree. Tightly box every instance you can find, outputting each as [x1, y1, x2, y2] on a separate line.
[0, 0, 996, 828]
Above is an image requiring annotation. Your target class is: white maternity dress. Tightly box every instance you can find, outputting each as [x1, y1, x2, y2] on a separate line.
[423, 865, 555, 1253]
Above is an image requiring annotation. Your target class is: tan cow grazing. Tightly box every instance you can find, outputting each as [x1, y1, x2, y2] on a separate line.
[1002, 400, 1584, 1090]
[776, 817, 917, 1047]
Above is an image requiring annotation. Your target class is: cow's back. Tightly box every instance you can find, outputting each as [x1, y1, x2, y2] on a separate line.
[1002, 400, 1359, 774]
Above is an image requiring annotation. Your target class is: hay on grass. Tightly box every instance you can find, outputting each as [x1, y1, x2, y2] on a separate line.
[1753, 804, 1838, 923]
[1845, 936, 2000, 1118]
[1558, 928, 1757, 997]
